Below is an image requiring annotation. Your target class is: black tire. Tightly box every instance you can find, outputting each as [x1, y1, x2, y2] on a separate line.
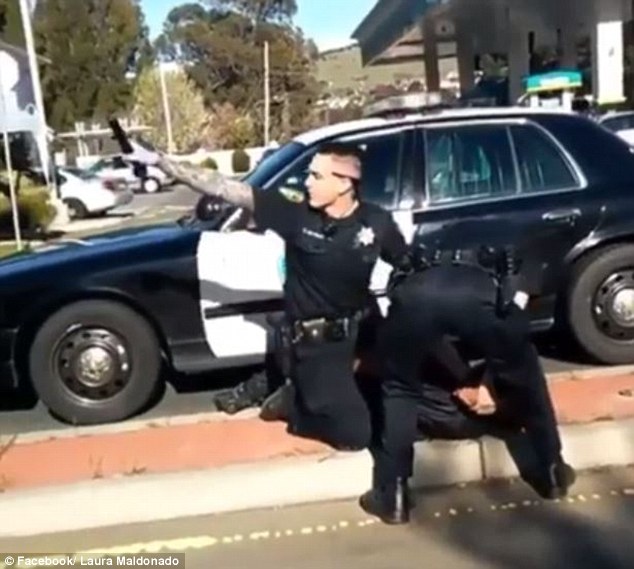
[64, 198, 88, 219]
[28, 300, 162, 425]
[567, 244, 634, 364]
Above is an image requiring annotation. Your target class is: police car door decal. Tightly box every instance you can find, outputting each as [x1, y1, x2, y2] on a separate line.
[196, 230, 285, 357]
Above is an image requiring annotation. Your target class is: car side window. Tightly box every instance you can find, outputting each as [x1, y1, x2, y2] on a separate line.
[425, 124, 517, 204]
[601, 114, 634, 132]
[338, 131, 402, 209]
[269, 130, 404, 209]
[510, 124, 578, 193]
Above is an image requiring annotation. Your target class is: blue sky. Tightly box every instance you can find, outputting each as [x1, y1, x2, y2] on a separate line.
[140, 0, 376, 51]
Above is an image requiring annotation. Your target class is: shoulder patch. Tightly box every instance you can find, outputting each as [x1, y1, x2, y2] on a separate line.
[279, 187, 305, 203]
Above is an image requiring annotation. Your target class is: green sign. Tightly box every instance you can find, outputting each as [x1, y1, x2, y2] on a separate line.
[523, 70, 583, 94]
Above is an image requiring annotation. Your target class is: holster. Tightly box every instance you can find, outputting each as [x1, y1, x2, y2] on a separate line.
[292, 315, 359, 345]
[267, 314, 294, 380]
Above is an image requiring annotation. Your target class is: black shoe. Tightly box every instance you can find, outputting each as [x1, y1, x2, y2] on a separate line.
[534, 461, 576, 500]
[214, 374, 269, 414]
[259, 383, 294, 422]
[359, 477, 411, 525]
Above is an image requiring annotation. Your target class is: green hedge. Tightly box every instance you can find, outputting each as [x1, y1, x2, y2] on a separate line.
[231, 149, 251, 173]
[0, 187, 57, 238]
[201, 157, 218, 170]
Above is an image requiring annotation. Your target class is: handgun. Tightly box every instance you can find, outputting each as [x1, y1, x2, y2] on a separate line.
[108, 118, 133, 154]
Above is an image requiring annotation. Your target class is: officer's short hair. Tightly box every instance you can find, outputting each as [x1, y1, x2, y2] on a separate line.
[316, 142, 363, 192]
[316, 142, 364, 164]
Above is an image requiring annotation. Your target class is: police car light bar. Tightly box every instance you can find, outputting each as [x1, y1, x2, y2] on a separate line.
[363, 92, 448, 118]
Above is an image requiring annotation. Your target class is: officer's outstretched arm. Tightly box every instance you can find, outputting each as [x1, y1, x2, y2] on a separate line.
[108, 118, 254, 210]
[156, 156, 254, 210]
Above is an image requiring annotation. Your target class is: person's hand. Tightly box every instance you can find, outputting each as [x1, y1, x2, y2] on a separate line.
[453, 385, 497, 415]
[513, 291, 529, 310]
[453, 386, 479, 409]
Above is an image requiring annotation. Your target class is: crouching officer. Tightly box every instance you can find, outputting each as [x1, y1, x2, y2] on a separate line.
[361, 232, 576, 525]
[109, 121, 410, 448]
[206, 141, 409, 451]
[257, 142, 410, 451]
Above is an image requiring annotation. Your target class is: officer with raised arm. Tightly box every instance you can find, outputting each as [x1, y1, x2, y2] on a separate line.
[110, 121, 411, 451]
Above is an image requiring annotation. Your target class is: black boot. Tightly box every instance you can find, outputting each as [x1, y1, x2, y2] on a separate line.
[259, 382, 295, 422]
[359, 477, 411, 525]
[533, 459, 576, 500]
[214, 373, 269, 414]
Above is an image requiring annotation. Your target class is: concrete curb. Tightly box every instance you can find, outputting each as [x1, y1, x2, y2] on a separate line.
[2, 417, 633, 538]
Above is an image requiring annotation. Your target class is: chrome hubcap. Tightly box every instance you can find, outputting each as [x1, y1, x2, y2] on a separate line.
[593, 270, 634, 341]
[54, 326, 131, 401]
[611, 288, 634, 325]
[76, 346, 115, 387]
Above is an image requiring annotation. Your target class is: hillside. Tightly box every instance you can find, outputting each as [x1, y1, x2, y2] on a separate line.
[316, 43, 457, 93]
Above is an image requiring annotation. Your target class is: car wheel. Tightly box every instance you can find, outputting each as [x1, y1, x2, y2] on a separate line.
[567, 244, 634, 364]
[142, 177, 161, 193]
[64, 198, 88, 219]
[28, 300, 162, 425]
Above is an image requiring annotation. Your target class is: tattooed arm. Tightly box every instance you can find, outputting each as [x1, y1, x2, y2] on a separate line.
[156, 156, 254, 210]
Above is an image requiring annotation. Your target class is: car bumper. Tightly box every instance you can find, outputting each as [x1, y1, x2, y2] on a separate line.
[0, 328, 19, 391]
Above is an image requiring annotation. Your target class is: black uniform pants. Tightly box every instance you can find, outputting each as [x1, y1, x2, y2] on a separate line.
[373, 265, 562, 483]
[288, 321, 378, 451]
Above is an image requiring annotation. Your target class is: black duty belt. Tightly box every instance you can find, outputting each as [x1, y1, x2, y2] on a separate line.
[428, 247, 522, 317]
[429, 248, 492, 273]
[291, 313, 363, 344]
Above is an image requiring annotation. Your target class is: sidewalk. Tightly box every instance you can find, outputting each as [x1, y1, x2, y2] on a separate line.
[0, 367, 633, 537]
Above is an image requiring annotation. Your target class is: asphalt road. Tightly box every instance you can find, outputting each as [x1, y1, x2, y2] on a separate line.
[1, 466, 632, 569]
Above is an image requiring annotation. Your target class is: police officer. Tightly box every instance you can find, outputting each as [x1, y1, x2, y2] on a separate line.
[117, 132, 410, 451]
[360, 228, 576, 525]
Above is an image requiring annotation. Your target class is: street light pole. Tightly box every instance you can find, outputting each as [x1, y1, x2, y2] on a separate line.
[158, 60, 175, 154]
[18, 0, 55, 195]
[264, 40, 270, 147]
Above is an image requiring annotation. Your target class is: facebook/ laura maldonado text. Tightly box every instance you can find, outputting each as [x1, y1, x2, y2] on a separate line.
[14, 556, 182, 566]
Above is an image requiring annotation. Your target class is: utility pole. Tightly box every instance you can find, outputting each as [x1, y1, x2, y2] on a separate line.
[264, 40, 270, 147]
[18, 0, 54, 195]
[158, 60, 175, 154]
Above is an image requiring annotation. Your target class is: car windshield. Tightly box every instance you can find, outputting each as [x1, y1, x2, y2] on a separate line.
[61, 167, 98, 180]
[243, 141, 307, 189]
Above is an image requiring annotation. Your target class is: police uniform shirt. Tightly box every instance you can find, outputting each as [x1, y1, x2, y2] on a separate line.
[253, 187, 408, 320]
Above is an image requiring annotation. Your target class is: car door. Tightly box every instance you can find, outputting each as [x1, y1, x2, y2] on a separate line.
[411, 119, 604, 326]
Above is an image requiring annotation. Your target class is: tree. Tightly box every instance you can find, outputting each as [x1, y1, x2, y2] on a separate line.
[132, 66, 212, 153]
[155, 0, 319, 144]
[0, 0, 25, 46]
[208, 102, 256, 149]
[33, 0, 153, 131]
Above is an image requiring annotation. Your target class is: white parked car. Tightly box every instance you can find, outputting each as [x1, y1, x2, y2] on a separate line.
[57, 167, 133, 219]
[86, 154, 171, 194]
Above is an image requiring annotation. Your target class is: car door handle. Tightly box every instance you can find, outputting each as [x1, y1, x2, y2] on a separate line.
[542, 208, 581, 222]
